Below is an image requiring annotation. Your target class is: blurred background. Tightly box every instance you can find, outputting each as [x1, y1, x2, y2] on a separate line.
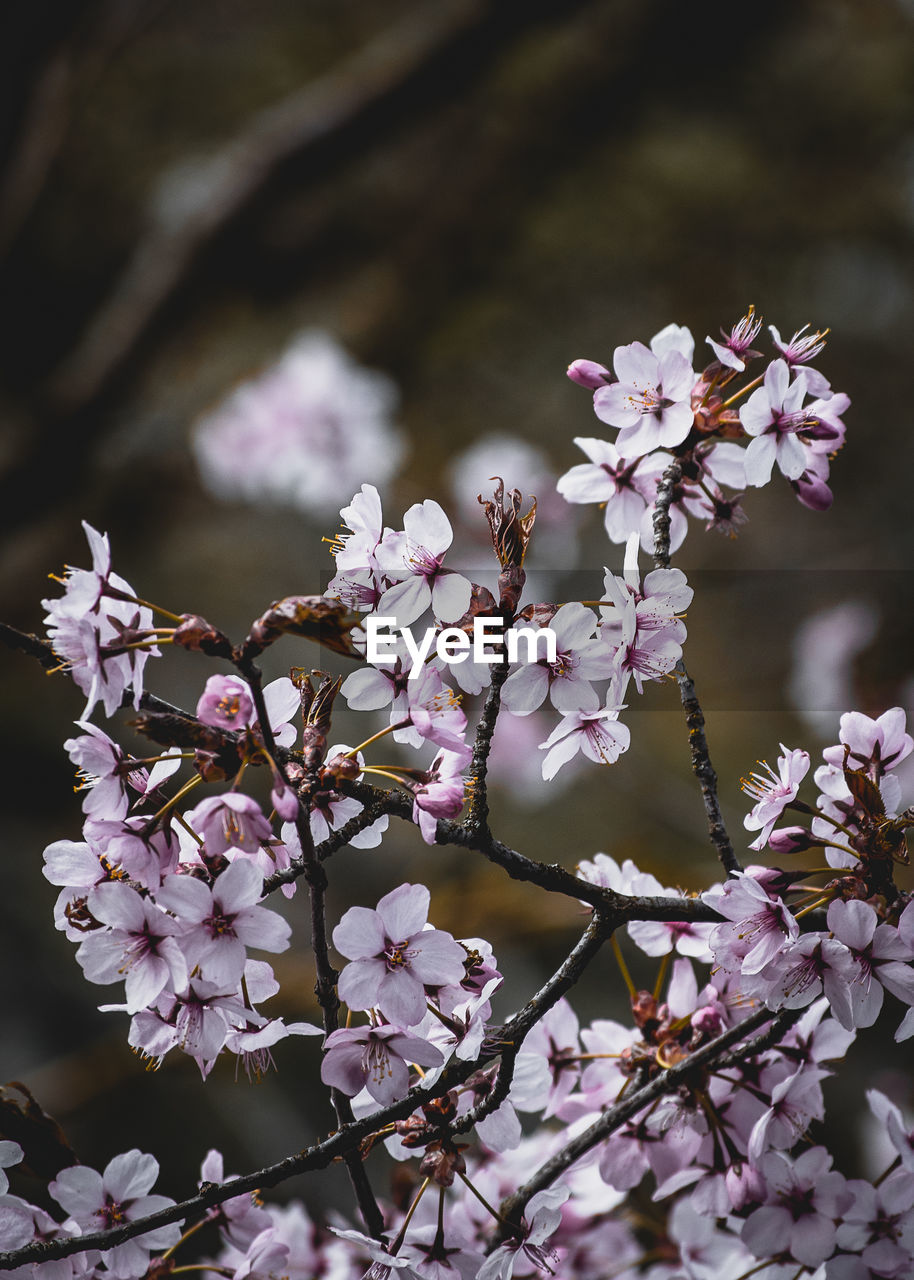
[2, 0, 914, 1224]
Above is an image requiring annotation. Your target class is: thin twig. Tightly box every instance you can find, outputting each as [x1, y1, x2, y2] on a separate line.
[0, 912, 610, 1271]
[452, 912, 616, 1137]
[465, 657, 509, 834]
[651, 459, 741, 878]
[235, 657, 384, 1239]
[496, 1004, 794, 1233]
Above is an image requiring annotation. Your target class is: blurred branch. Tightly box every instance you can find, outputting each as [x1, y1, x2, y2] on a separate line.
[0, 0, 173, 260]
[42, 0, 505, 416]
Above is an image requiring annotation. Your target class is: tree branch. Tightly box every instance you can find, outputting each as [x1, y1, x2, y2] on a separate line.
[0, 912, 613, 1271]
[497, 1004, 795, 1232]
[651, 459, 741, 878]
[465, 657, 509, 834]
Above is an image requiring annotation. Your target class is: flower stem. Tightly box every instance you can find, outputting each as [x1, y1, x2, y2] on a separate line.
[456, 1170, 512, 1228]
[794, 893, 835, 920]
[719, 372, 764, 409]
[390, 1177, 431, 1254]
[345, 723, 406, 758]
[160, 1214, 210, 1262]
[652, 951, 671, 1002]
[611, 935, 638, 1000]
[149, 773, 203, 825]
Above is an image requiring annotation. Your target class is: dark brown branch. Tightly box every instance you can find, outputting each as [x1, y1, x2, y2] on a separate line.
[465, 656, 509, 833]
[451, 912, 615, 1137]
[235, 656, 384, 1239]
[339, 779, 721, 923]
[0, 912, 612, 1271]
[497, 1004, 795, 1233]
[674, 659, 741, 876]
[651, 459, 741, 878]
[263, 796, 395, 890]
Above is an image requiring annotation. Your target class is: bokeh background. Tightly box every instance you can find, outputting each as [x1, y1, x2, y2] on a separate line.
[2, 0, 914, 1225]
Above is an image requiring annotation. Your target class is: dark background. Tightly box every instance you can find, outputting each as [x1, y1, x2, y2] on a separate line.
[2, 0, 914, 1219]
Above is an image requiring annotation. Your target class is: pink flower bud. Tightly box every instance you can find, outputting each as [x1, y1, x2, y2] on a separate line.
[767, 825, 822, 854]
[566, 358, 612, 389]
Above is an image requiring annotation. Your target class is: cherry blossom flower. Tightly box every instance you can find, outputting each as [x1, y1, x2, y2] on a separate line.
[411, 747, 471, 844]
[397, 665, 468, 753]
[703, 872, 800, 976]
[556, 438, 660, 544]
[476, 1185, 570, 1280]
[768, 322, 831, 393]
[198, 1149, 273, 1250]
[502, 602, 615, 717]
[42, 522, 160, 720]
[521, 999, 582, 1120]
[76, 882, 188, 1013]
[320, 1024, 443, 1105]
[376, 500, 472, 626]
[706, 306, 763, 372]
[833, 1170, 914, 1279]
[747, 1067, 829, 1162]
[824, 706, 914, 776]
[593, 338, 696, 457]
[742, 745, 810, 851]
[826, 899, 914, 1029]
[186, 792, 274, 857]
[196, 675, 255, 731]
[65, 721, 180, 820]
[740, 360, 815, 487]
[156, 859, 291, 988]
[195, 674, 300, 748]
[741, 1147, 852, 1269]
[333, 884, 467, 1027]
[539, 695, 630, 780]
[49, 1150, 181, 1279]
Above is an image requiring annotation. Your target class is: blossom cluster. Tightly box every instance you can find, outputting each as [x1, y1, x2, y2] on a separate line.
[325, 485, 693, 791]
[10, 309, 914, 1280]
[559, 312, 849, 552]
[705, 708, 914, 1039]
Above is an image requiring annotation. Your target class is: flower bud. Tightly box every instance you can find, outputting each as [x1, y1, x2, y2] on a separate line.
[767, 825, 822, 854]
[566, 358, 612, 389]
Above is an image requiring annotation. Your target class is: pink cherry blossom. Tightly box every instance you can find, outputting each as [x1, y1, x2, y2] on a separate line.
[76, 882, 188, 1013]
[156, 859, 291, 988]
[742, 745, 810, 851]
[706, 307, 763, 372]
[539, 696, 630, 780]
[411, 747, 471, 844]
[740, 359, 814, 487]
[186, 792, 274, 856]
[502, 602, 615, 717]
[333, 884, 467, 1027]
[49, 1150, 181, 1279]
[593, 340, 696, 457]
[320, 1024, 443, 1105]
[703, 872, 800, 976]
[742, 1147, 852, 1268]
[476, 1185, 569, 1280]
[376, 500, 472, 626]
[556, 437, 658, 544]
